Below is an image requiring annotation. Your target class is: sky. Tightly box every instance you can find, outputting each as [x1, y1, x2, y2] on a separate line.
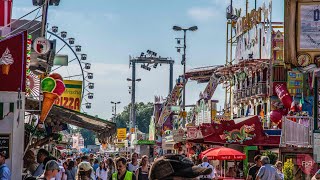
[12, 0, 284, 120]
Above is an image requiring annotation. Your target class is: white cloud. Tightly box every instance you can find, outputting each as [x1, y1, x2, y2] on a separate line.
[188, 7, 220, 22]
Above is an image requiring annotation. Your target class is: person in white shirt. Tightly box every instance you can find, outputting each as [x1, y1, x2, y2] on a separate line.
[127, 152, 139, 172]
[198, 156, 217, 180]
[96, 161, 108, 180]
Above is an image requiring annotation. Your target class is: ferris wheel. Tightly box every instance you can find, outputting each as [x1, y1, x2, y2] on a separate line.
[44, 25, 94, 112]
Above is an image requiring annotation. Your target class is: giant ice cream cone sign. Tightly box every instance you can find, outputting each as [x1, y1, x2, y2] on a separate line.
[38, 73, 65, 129]
[0, 47, 14, 75]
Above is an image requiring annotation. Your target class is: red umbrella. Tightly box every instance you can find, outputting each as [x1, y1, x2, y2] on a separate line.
[200, 146, 246, 160]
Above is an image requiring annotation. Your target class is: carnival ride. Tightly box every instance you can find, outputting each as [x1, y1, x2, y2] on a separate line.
[155, 0, 314, 149]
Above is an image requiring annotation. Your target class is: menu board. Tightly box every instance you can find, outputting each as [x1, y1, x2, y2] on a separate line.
[0, 135, 10, 159]
[314, 133, 320, 163]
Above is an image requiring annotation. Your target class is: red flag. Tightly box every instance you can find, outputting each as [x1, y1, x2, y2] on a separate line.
[0, 0, 12, 27]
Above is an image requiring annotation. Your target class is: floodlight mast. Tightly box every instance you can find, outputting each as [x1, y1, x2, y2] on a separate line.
[128, 53, 174, 133]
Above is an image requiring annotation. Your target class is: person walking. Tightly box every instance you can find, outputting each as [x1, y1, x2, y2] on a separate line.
[274, 161, 284, 180]
[256, 156, 282, 180]
[93, 159, 99, 174]
[66, 160, 76, 180]
[96, 161, 108, 180]
[135, 155, 149, 180]
[36, 160, 60, 180]
[113, 157, 136, 180]
[127, 153, 139, 173]
[247, 155, 262, 180]
[106, 158, 115, 180]
[0, 152, 10, 180]
[33, 149, 50, 177]
[77, 161, 94, 180]
[198, 156, 217, 180]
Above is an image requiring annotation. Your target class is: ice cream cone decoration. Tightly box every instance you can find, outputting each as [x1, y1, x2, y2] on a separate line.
[0, 48, 14, 75]
[38, 74, 65, 130]
[2, 64, 10, 75]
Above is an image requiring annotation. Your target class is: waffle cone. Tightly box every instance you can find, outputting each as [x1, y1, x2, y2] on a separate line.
[2, 64, 10, 75]
[39, 92, 58, 122]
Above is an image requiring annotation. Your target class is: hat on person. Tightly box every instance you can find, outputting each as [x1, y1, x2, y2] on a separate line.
[45, 160, 60, 171]
[78, 162, 93, 172]
[149, 154, 212, 180]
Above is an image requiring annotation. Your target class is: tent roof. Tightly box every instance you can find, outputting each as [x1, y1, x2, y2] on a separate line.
[26, 99, 116, 138]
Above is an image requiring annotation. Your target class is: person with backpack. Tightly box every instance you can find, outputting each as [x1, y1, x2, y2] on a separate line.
[135, 155, 149, 180]
[198, 156, 217, 180]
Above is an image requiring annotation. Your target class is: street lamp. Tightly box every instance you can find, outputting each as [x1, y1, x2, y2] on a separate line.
[111, 101, 121, 123]
[127, 77, 142, 132]
[173, 25, 198, 127]
[127, 78, 141, 82]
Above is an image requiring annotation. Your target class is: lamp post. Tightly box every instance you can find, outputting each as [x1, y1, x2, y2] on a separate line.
[111, 101, 121, 123]
[173, 25, 198, 127]
[127, 78, 141, 132]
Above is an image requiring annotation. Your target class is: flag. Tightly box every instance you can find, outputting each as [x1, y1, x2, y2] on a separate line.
[0, 102, 14, 120]
[298, 98, 303, 111]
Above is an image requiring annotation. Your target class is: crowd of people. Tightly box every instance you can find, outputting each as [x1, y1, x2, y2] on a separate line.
[16, 149, 213, 180]
[1, 148, 320, 180]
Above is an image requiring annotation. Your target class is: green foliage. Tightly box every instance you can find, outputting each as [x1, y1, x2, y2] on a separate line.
[116, 102, 154, 133]
[283, 159, 294, 180]
[262, 151, 278, 165]
[80, 128, 96, 146]
[25, 123, 47, 137]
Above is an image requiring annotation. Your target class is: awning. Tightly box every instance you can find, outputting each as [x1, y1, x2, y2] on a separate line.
[26, 98, 116, 142]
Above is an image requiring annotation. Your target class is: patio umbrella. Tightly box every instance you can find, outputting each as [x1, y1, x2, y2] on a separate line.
[200, 146, 246, 178]
[200, 146, 246, 160]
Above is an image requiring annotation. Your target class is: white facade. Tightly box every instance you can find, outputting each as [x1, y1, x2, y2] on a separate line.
[0, 92, 25, 180]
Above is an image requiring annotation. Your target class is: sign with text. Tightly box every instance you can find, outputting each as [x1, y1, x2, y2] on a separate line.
[117, 128, 126, 140]
[0, 31, 27, 92]
[235, 1, 272, 61]
[173, 129, 185, 142]
[298, 3, 320, 50]
[186, 126, 203, 140]
[54, 80, 82, 112]
[0, 134, 10, 159]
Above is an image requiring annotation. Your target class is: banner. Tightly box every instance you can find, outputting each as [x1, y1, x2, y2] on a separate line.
[117, 128, 126, 140]
[54, 80, 82, 111]
[0, 31, 27, 92]
[298, 3, 320, 50]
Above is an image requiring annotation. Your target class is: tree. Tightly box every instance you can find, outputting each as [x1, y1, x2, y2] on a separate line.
[283, 159, 294, 180]
[262, 151, 278, 165]
[115, 102, 153, 133]
[80, 128, 96, 146]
